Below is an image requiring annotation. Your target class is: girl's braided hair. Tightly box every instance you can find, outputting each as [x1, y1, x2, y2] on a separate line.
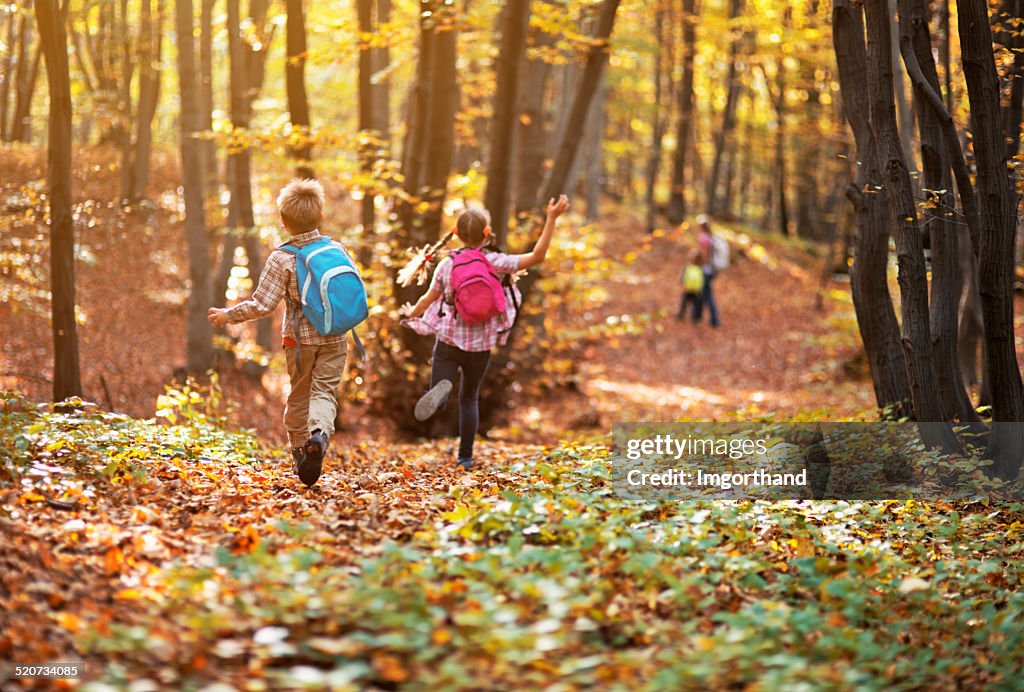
[396, 206, 492, 287]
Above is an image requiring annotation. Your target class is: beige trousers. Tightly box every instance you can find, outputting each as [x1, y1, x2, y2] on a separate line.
[283, 341, 347, 448]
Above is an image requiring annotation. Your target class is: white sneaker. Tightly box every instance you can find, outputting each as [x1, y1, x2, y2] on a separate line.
[415, 380, 453, 421]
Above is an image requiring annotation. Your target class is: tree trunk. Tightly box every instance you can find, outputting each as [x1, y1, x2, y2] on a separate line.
[199, 0, 217, 191]
[832, 0, 911, 414]
[394, 0, 458, 332]
[706, 0, 743, 216]
[484, 0, 530, 246]
[0, 10, 15, 141]
[537, 0, 621, 210]
[421, 11, 457, 240]
[667, 0, 697, 224]
[225, 0, 272, 352]
[644, 0, 668, 232]
[898, 0, 978, 423]
[957, 0, 1024, 476]
[372, 0, 390, 147]
[128, 0, 163, 201]
[11, 5, 41, 143]
[357, 0, 374, 232]
[889, 0, 915, 168]
[1002, 0, 1024, 159]
[514, 15, 555, 218]
[865, 0, 959, 445]
[582, 75, 607, 221]
[36, 0, 83, 400]
[287, 0, 312, 168]
[117, 0, 134, 200]
[773, 64, 789, 235]
[176, 0, 213, 374]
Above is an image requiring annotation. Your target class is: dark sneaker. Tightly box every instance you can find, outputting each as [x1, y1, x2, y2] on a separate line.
[299, 430, 328, 487]
[415, 379, 453, 422]
[456, 457, 473, 470]
[291, 447, 305, 476]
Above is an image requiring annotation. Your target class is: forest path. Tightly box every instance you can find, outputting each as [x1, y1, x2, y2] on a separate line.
[568, 209, 875, 425]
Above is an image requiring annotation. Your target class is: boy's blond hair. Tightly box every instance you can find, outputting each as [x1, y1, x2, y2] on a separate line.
[277, 178, 324, 233]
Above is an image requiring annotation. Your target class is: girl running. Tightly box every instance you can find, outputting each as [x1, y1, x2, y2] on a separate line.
[400, 195, 570, 469]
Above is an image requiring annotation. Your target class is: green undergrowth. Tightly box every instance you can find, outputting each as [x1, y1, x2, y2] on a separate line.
[0, 386, 276, 490]
[149, 474, 1022, 689]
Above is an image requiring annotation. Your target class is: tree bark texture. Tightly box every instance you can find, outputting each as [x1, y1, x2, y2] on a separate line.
[832, 0, 912, 414]
[484, 0, 531, 246]
[36, 0, 83, 400]
[898, 0, 979, 423]
[667, 0, 697, 224]
[175, 0, 213, 374]
[956, 0, 1024, 476]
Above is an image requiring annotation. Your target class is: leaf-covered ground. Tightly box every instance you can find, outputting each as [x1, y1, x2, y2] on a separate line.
[3, 395, 1023, 690]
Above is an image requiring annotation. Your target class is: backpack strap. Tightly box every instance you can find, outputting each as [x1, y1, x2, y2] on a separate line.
[498, 274, 521, 334]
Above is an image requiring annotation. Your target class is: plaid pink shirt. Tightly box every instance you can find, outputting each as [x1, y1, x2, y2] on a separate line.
[417, 250, 521, 352]
[224, 229, 348, 347]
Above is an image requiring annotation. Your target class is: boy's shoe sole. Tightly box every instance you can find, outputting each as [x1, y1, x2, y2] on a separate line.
[298, 431, 328, 487]
[415, 380, 453, 422]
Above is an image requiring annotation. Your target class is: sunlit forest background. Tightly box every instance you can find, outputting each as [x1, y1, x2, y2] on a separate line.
[6, 0, 1024, 687]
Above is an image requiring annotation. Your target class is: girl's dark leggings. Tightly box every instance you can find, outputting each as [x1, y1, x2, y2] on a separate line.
[430, 340, 492, 460]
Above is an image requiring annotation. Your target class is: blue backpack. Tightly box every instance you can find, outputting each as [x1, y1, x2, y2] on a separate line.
[280, 237, 368, 362]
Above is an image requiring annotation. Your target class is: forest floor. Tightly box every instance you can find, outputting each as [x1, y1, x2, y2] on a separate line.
[4, 148, 1024, 688]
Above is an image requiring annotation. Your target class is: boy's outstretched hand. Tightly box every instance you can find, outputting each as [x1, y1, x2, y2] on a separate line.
[546, 194, 570, 219]
[208, 307, 230, 327]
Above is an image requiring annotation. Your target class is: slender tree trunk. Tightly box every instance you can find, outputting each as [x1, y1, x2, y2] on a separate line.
[514, 15, 554, 217]
[124, 0, 161, 201]
[357, 0, 375, 234]
[0, 9, 16, 141]
[372, 0, 390, 147]
[117, 0, 134, 200]
[667, 0, 697, 224]
[898, 0, 978, 423]
[537, 0, 621, 210]
[11, 4, 40, 143]
[175, 0, 213, 373]
[706, 0, 743, 216]
[287, 0, 312, 168]
[484, 0, 530, 246]
[421, 10, 457, 238]
[865, 0, 959, 445]
[889, 0, 915, 168]
[942, 0, 953, 110]
[644, 0, 668, 232]
[957, 0, 1024, 476]
[394, 0, 457, 323]
[582, 75, 607, 220]
[737, 87, 755, 219]
[199, 0, 217, 191]
[833, 0, 912, 414]
[130, 0, 162, 201]
[770, 56, 789, 235]
[36, 0, 83, 400]
[1001, 0, 1024, 159]
[224, 0, 273, 352]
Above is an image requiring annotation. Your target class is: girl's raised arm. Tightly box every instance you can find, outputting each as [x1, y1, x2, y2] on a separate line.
[515, 194, 570, 270]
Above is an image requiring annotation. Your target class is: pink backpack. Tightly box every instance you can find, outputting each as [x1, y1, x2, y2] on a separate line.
[448, 249, 507, 325]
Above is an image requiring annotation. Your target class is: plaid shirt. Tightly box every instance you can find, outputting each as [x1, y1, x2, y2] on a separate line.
[424, 250, 521, 352]
[225, 229, 348, 347]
